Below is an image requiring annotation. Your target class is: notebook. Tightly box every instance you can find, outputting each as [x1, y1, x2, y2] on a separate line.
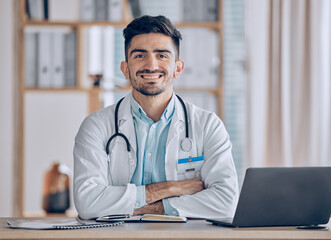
[206, 167, 331, 228]
[7, 217, 123, 230]
[96, 214, 187, 223]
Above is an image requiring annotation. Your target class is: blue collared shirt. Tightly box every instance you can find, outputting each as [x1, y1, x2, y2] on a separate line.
[130, 93, 179, 216]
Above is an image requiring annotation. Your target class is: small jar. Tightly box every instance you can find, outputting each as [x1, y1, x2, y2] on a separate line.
[42, 162, 70, 214]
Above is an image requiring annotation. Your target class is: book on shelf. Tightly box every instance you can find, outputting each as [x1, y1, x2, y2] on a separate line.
[26, 0, 49, 20]
[49, 0, 80, 21]
[37, 31, 52, 88]
[108, 0, 123, 22]
[51, 32, 65, 88]
[86, 26, 126, 89]
[96, 214, 187, 223]
[129, 0, 218, 23]
[81, 0, 123, 22]
[25, 32, 38, 87]
[26, 0, 43, 20]
[80, 0, 95, 21]
[64, 32, 77, 87]
[175, 27, 219, 89]
[24, 28, 77, 88]
[103, 27, 116, 89]
[94, 0, 108, 21]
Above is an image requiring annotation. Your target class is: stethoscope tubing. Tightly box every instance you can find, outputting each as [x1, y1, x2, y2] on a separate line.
[105, 94, 191, 155]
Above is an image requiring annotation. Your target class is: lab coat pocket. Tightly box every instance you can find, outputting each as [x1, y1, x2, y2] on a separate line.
[177, 156, 204, 178]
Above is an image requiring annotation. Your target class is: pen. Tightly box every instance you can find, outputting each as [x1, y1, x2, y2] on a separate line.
[102, 214, 131, 219]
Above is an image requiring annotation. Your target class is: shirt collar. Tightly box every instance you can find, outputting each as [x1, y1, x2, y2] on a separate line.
[130, 93, 175, 122]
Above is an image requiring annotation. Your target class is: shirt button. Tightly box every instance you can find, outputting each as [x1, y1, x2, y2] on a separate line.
[145, 179, 150, 184]
[130, 159, 134, 165]
[172, 211, 177, 216]
[152, 124, 156, 128]
[135, 203, 140, 207]
[147, 152, 152, 157]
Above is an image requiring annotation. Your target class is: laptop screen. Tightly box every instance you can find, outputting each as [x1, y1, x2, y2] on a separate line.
[231, 167, 331, 227]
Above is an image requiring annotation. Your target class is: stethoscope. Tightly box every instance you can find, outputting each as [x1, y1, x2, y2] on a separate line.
[105, 95, 192, 156]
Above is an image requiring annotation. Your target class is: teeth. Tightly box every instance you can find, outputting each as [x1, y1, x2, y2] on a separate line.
[142, 75, 161, 79]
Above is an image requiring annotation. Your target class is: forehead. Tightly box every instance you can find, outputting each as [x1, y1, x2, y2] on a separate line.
[128, 33, 176, 53]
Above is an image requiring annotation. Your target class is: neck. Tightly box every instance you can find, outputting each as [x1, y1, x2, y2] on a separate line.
[132, 90, 173, 122]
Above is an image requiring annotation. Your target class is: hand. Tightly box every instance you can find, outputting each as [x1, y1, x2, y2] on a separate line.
[145, 177, 204, 204]
[133, 201, 164, 216]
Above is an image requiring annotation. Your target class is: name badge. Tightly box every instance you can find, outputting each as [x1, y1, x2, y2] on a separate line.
[178, 156, 204, 164]
[177, 156, 204, 174]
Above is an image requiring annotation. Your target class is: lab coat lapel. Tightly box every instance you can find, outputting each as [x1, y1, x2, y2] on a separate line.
[165, 96, 186, 180]
[166, 96, 186, 147]
[117, 95, 137, 153]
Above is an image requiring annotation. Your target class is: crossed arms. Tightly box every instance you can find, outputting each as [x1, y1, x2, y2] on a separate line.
[133, 177, 204, 215]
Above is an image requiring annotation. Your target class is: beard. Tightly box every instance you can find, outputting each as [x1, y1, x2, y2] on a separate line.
[129, 69, 171, 96]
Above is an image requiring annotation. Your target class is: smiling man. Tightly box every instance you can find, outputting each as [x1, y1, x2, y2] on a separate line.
[74, 15, 238, 219]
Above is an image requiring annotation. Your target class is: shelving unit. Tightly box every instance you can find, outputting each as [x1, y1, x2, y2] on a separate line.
[16, 0, 223, 217]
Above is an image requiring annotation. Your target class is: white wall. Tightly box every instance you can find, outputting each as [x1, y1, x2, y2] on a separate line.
[0, 0, 14, 217]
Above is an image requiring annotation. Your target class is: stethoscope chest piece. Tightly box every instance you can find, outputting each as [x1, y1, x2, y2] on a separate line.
[181, 138, 192, 152]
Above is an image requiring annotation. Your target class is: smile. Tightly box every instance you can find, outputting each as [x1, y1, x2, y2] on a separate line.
[139, 74, 163, 80]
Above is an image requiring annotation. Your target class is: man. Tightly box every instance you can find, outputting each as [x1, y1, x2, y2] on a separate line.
[74, 15, 238, 219]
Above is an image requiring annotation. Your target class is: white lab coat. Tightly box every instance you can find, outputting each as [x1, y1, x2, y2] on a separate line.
[74, 94, 238, 219]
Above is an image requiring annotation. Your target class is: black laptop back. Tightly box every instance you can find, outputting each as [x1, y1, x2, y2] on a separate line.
[209, 167, 331, 227]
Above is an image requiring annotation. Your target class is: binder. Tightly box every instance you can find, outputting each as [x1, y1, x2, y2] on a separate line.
[37, 31, 52, 88]
[27, 0, 44, 20]
[51, 32, 65, 88]
[64, 32, 77, 87]
[25, 32, 38, 87]
[49, 0, 80, 21]
[95, 0, 108, 21]
[103, 27, 115, 89]
[108, 0, 123, 22]
[81, 0, 95, 21]
[88, 26, 103, 75]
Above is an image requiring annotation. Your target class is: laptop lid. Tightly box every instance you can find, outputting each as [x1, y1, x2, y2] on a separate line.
[229, 167, 331, 227]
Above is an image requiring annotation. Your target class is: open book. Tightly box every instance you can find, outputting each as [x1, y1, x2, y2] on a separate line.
[96, 214, 187, 223]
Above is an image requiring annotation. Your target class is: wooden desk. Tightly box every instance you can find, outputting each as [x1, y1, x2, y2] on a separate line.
[1, 218, 331, 240]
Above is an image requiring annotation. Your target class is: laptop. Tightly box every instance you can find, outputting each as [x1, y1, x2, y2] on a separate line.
[206, 167, 331, 227]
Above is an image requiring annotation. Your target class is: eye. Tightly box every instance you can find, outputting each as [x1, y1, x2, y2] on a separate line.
[158, 54, 168, 59]
[134, 54, 144, 59]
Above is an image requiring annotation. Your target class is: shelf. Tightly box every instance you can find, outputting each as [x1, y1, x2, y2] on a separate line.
[174, 88, 218, 95]
[23, 20, 221, 30]
[24, 87, 88, 92]
[23, 20, 128, 28]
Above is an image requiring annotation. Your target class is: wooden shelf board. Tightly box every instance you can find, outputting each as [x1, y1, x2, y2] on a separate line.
[23, 20, 221, 30]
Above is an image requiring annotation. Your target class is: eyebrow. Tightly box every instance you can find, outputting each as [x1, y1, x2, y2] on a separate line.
[129, 48, 173, 57]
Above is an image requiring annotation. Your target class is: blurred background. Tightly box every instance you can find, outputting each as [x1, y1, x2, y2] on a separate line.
[0, 0, 330, 217]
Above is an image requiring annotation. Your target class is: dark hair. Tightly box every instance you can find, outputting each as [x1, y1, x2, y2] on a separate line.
[123, 15, 182, 61]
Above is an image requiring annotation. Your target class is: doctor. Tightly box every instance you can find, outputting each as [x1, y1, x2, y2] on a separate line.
[74, 15, 238, 219]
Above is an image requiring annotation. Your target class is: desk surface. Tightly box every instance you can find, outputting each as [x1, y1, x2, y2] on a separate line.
[1, 218, 331, 240]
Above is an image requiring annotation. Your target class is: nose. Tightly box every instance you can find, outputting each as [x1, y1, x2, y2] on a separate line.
[143, 54, 159, 71]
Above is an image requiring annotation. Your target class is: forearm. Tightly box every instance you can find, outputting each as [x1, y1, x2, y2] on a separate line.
[145, 177, 204, 204]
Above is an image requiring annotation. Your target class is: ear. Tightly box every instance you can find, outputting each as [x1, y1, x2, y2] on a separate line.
[120, 61, 130, 80]
[174, 59, 184, 79]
